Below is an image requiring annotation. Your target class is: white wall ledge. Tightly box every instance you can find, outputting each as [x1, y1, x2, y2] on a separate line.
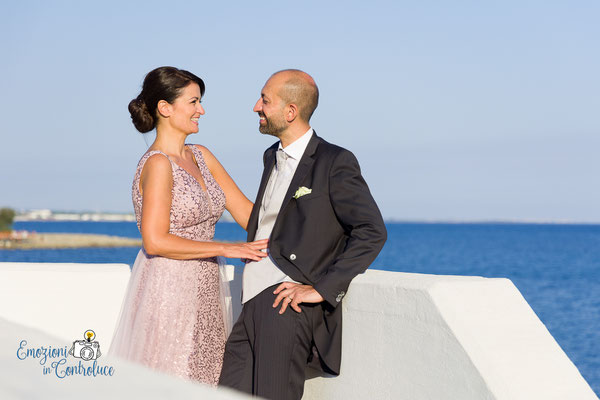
[0, 263, 596, 400]
[304, 270, 597, 400]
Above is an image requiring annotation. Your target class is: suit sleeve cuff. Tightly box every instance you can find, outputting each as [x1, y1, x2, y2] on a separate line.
[313, 280, 346, 309]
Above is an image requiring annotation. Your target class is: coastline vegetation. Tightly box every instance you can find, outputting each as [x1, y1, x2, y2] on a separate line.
[0, 208, 16, 232]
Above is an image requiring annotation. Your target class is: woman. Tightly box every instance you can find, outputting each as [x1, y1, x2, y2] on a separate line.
[109, 66, 268, 385]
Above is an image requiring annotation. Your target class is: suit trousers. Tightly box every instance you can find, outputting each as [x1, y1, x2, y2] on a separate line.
[219, 284, 315, 400]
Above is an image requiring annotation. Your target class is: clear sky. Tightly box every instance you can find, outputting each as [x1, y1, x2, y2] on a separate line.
[1, 1, 599, 222]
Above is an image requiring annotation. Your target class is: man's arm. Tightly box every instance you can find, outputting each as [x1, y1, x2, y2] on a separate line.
[312, 149, 387, 307]
[273, 149, 387, 313]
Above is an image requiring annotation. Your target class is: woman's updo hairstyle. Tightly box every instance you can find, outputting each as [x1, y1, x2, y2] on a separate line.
[128, 66, 205, 133]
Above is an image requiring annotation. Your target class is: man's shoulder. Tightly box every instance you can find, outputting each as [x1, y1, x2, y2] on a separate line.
[313, 135, 357, 164]
[260, 133, 356, 161]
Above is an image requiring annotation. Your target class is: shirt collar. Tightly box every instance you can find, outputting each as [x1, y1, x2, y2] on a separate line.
[278, 128, 314, 160]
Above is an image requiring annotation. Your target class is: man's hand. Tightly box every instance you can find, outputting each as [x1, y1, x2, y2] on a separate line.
[272, 282, 324, 314]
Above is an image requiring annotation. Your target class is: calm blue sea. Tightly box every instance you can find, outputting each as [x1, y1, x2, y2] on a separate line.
[3, 221, 599, 394]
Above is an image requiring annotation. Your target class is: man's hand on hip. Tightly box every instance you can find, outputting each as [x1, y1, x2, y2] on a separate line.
[273, 282, 324, 314]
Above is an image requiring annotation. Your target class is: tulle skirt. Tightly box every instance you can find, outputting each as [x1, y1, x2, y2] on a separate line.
[108, 249, 232, 385]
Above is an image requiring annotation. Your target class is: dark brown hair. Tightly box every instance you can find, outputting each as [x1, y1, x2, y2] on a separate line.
[128, 66, 205, 133]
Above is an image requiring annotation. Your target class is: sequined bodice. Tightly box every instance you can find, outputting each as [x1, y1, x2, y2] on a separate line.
[132, 144, 226, 241]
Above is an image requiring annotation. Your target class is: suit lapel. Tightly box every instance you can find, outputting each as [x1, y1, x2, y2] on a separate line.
[247, 145, 277, 241]
[249, 134, 321, 240]
[277, 133, 321, 220]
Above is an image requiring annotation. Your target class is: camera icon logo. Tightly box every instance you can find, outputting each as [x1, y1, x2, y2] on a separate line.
[68, 330, 102, 361]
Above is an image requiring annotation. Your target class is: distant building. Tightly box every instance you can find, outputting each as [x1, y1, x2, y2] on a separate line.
[17, 209, 53, 221]
[15, 210, 136, 222]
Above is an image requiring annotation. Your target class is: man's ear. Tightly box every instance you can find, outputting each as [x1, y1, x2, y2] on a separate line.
[286, 103, 299, 123]
[157, 100, 171, 118]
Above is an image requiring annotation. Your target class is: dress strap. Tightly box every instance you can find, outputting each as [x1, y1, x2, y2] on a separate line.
[134, 150, 176, 196]
[138, 150, 178, 175]
[141, 150, 175, 167]
[186, 144, 204, 164]
[187, 144, 210, 173]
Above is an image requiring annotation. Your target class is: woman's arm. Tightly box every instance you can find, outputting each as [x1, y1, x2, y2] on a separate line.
[139, 153, 267, 260]
[195, 145, 253, 231]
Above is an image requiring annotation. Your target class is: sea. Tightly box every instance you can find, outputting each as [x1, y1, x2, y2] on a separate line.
[2, 220, 599, 395]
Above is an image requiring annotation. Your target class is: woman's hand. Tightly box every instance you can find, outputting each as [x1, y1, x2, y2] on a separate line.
[222, 239, 269, 261]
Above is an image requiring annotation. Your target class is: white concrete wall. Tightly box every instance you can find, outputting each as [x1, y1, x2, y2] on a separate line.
[0, 262, 251, 400]
[302, 270, 598, 400]
[0, 262, 596, 400]
[0, 318, 251, 400]
[0, 262, 131, 349]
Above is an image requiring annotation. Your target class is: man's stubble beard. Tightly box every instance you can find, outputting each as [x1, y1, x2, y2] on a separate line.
[258, 113, 287, 137]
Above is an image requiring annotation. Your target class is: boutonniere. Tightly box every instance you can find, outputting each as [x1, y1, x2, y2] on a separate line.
[293, 186, 312, 199]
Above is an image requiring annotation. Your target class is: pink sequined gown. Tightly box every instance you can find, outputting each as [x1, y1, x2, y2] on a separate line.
[109, 144, 227, 385]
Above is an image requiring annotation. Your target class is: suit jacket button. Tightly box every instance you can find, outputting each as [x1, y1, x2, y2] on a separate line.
[336, 291, 346, 302]
[290, 254, 297, 261]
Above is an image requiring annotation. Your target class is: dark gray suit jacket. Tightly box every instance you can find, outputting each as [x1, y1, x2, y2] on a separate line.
[247, 132, 387, 374]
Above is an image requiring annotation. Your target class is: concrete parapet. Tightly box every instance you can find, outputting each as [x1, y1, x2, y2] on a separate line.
[0, 262, 131, 348]
[0, 318, 251, 399]
[302, 270, 597, 400]
[0, 262, 596, 399]
[0, 262, 250, 400]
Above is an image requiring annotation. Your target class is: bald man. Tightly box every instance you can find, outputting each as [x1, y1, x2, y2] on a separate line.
[219, 70, 387, 400]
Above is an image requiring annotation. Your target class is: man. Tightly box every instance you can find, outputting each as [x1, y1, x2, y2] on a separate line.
[219, 69, 387, 399]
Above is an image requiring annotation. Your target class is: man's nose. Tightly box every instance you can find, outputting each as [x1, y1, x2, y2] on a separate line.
[253, 99, 262, 113]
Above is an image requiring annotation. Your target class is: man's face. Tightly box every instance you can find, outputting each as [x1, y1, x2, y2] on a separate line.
[253, 77, 287, 136]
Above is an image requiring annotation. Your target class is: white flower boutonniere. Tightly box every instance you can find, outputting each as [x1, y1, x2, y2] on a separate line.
[293, 186, 312, 199]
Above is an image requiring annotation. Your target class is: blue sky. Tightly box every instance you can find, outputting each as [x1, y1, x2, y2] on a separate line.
[1, 1, 599, 221]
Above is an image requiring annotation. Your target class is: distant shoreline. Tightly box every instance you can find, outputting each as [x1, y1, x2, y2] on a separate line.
[13, 209, 236, 223]
[11, 209, 600, 225]
[0, 233, 141, 250]
[16, 219, 600, 226]
[383, 219, 600, 225]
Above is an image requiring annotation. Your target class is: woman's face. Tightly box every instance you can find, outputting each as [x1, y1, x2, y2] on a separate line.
[168, 83, 205, 134]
